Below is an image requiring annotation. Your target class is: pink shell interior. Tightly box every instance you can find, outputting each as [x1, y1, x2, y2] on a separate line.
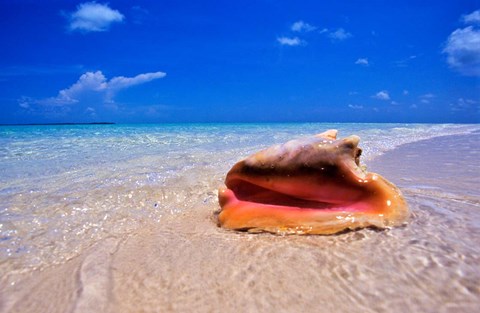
[217, 130, 409, 235]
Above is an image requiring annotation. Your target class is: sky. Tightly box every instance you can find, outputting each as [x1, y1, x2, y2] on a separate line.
[0, 0, 479, 124]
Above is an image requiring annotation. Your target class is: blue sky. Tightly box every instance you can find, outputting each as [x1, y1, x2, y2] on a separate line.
[0, 0, 479, 124]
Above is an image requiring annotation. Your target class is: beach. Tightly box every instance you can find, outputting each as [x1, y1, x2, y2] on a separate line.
[1, 124, 479, 312]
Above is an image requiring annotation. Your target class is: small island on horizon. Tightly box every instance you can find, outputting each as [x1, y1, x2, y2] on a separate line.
[0, 122, 116, 126]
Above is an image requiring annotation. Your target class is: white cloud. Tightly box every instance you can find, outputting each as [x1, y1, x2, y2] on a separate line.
[20, 70, 166, 108]
[443, 26, 480, 76]
[463, 10, 480, 24]
[443, 10, 480, 76]
[328, 28, 352, 41]
[450, 97, 478, 112]
[108, 72, 167, 90]
[355, 58, 369, 66]
[58, 71, 106, 104]
[348, 104, 363, 109]
[419, 93, 435, 104]
[277, 36, 303, 46]
[33, 71, 107, 106]
[68, 2, 124, 32]
[372, 90, 390, 101]
[18, 96, 32, 108]
[291, 21, 316, 32]
[278, 24, 351, 46]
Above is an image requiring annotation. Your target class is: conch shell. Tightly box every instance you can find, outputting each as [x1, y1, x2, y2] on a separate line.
[217, 130, 409, 235]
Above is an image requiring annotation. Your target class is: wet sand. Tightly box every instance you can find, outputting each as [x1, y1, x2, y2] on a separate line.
[2, 133, 480, 313]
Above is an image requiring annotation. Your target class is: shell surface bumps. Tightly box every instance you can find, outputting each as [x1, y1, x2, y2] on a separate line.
[217, 130, 409, 235]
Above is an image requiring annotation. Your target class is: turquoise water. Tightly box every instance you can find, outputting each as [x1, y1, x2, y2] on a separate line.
[1, 123, 479, 271]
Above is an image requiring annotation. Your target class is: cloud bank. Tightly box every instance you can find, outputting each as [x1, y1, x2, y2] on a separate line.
[68, 2, 124, 32]
[443, 10, 480, 76]
[20, 70, 166, 110]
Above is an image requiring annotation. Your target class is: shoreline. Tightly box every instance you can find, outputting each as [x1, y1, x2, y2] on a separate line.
[2, 132, 479, 313]
[369, 131, 480, 197]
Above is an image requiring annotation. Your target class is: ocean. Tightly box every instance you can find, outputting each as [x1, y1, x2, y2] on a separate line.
[1, 123, 479, 312]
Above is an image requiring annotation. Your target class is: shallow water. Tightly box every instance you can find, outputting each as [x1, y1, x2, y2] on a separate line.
[1, 123, 479, 312]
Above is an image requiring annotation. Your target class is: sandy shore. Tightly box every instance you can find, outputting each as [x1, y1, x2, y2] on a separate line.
[2, 133, 480, 313]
